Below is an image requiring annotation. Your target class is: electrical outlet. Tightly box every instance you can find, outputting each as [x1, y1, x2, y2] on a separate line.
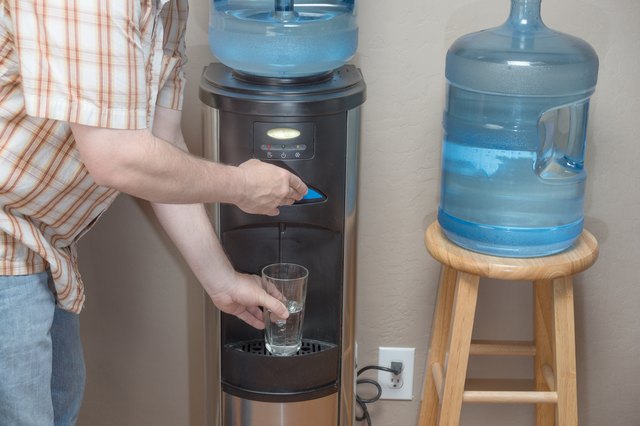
[377, 347, 415, 400]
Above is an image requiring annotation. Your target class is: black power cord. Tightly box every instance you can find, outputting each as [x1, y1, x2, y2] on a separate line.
[355, 364, 403, 425]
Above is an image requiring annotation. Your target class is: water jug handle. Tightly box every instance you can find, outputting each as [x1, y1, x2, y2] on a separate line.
[535, 100, 590, 179]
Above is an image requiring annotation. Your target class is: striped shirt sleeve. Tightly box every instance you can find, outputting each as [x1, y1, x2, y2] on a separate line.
[157, 0, 188, 111]
[11, 0, 150, 129]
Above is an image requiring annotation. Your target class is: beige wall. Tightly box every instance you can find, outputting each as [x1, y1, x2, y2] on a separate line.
[78, 0, 640, 425]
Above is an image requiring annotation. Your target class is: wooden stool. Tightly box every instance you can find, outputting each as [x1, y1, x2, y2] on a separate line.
[418, 222, 598, 426]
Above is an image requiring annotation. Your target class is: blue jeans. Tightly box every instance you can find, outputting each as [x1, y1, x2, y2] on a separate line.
[0, 272, 85, 425]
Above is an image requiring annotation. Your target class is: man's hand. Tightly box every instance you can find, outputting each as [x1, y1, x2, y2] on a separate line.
[206, 272, 290, 330]
[235, 159, 308, 216]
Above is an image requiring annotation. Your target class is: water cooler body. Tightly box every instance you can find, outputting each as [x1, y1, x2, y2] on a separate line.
[199, 63, 366, 426]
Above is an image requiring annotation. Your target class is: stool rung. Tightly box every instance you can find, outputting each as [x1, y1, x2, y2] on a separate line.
[464, 379, 558, 404]
[431, 365, 558, 405]
[470, 340, 536, 356]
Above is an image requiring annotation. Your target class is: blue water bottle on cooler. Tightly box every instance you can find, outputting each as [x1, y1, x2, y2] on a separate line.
[438, 0, 599, 257]
[208, 0, 357, 77]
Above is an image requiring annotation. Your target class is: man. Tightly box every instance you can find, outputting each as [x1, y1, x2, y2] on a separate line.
[0, 1, 307, 424]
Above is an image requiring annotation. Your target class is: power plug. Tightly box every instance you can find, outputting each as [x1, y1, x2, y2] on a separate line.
[378, 347, 415, 400]
[390, 361, 404, 389]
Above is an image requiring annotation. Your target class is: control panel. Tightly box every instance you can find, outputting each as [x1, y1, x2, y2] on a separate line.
[253, 122, 315, 160]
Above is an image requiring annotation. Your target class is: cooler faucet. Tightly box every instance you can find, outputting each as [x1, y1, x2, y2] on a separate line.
[274, 0, 296, 20]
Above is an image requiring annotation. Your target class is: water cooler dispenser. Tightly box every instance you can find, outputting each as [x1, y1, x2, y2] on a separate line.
[200, 1, 365, 424]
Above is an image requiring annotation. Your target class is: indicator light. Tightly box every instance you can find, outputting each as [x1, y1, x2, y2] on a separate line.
[267, 128, 301, 140]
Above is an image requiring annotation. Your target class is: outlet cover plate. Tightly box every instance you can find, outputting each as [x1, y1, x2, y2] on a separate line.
[377, 347, 415, 400]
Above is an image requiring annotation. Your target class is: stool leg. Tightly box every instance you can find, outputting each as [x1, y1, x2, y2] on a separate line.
[438, 271, 480, 426]
[534, 280, 555, 426]
[419, 266, 458, 426]
[553, 276, 578, 426]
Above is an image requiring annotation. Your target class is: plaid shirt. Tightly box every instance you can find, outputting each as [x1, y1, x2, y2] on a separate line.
[0, 0, 188, 312]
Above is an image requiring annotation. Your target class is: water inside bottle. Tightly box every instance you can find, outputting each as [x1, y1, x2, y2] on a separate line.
[209, 2, 357, 77]
[438, 91, 589, 257]
[438, 142, 586, 257]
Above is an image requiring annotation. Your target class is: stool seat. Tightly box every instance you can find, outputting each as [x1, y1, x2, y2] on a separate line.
[418, 221, 599, 426]
[425, 223, 599, 281]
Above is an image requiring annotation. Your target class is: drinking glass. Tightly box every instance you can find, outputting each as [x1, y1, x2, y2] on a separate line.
[261, 263, 309, 356]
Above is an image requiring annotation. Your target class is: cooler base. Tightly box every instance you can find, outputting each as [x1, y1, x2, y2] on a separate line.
[222, 391, 338, 426]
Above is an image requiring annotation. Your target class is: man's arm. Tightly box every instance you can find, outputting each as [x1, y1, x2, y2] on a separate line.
[72, 106, 299, 327]
[150, 107, 291, 328]
[150, 200, 288, 329]
[70, 118, 307, 216]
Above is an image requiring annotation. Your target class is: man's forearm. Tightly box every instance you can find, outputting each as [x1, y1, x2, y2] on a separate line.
[151, 201, 235, 295]
[71, 122, 243, 204]
[148, 107, 237, 297]
[72, 104, 306, 216]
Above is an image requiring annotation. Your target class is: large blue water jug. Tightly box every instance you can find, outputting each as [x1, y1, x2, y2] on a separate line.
[438, 0, 599, 257]
[209, 0, 357, 77]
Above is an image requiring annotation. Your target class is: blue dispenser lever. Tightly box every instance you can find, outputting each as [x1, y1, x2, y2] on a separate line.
[294, 187, 326, 205]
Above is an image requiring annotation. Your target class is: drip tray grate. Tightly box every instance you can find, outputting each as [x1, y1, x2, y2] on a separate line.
[227, 339, 335, 356]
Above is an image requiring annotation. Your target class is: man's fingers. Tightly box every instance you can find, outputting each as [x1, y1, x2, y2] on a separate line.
[289, 175, 308, 198]
[236, 310, 265, 330]
[260, 293, 289, 320]
[246, 306, 264, 322]
[262, 281, 286, 303]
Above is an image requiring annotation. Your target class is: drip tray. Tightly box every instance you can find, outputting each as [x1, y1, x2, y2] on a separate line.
[227, 339, 336, 356]
[221, 339, 340, 393]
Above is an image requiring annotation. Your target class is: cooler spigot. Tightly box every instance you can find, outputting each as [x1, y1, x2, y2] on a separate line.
[274, 0, 297, 21]
[275, 0, 294, 12]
